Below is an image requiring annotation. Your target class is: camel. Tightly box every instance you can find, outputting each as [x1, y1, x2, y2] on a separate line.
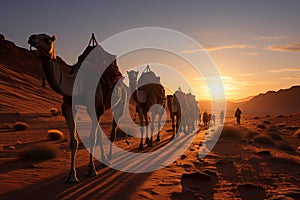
[185, 92, 200, 132]
[28, 33, 126, 183]
[167, 93, 181, 139]
[127, 66, 165, 149]
[168, 89, 189, 136]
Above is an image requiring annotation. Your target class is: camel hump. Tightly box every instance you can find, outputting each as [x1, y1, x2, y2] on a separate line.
[136, 89, 147, 103]
[137, 71, 161, 87]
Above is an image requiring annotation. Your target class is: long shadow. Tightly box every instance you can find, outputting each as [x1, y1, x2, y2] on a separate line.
[0, 161, 152, 200]
[1, 126, 199, 199]
[0, 158, 35, 174]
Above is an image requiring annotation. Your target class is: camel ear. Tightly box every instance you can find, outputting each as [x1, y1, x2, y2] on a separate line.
[51, 35, 56, 42]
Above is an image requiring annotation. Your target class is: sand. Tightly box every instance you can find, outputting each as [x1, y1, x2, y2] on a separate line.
[0, 112, 299, 200]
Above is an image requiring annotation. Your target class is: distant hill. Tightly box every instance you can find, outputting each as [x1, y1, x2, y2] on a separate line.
[0, 34, 70, 113]
[240, 86, 300, 115]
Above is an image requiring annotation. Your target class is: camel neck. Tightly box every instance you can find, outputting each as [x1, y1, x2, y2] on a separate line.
[41, 57, 75, 97]
[129, 81, 137, 94]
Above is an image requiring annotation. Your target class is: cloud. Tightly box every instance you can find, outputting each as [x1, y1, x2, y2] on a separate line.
[237, 73, 255, 77]
[182, 44, 255, 53]
[282, 76, 300, 80]
[266, 43, 300, 52]
[269, 68, 300, 73]
[254, 35, 287, 42]
[204, 44, 255, 52]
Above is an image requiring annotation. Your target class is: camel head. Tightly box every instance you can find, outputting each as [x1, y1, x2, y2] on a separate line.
[127, 70, 139, 82]
[28, 33, 56, 60]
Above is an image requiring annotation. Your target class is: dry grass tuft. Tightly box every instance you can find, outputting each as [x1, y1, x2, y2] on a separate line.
[20, 143, 58, 160]
[254, 134, 275, 145]
[50, 108, 60, 116]
[48, 129, 64, 140]
[13, 122, 29, 131]
[219, 126, 242, 139]
[293, 128, 300, 138]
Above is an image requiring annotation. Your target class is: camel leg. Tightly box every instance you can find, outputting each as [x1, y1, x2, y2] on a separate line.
[62, 102, 80, 184]
[176, 113, 180, 137]
[144, 112, 149, 144]
[171, 113, 175, 139]
[149, 112, 155, 147]
[138, 108, 144, 150]
[85, 108, 98, 177]
[109, 118, 117, 160]
[156, 112, 162, 142]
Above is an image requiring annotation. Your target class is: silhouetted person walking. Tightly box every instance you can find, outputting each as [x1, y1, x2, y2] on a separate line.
[220, 110, 224, 124]
[235, 108, 242, 125]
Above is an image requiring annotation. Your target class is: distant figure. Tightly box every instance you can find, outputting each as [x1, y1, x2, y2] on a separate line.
[235, 108, 242, 125]
[220, 110, 224, 124]
[203, 111, 208, 126]
[211, 114, 215, 126]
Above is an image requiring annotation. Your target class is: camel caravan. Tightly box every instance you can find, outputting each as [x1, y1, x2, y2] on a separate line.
[28, 33, 203, 183]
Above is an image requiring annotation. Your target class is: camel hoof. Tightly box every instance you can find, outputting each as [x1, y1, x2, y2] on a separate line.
[65, 176, 80, 184]
[156, 137, 160, 142]
[85, 169, 98, 177]
[101, 155, 111, 166]
[138, 144, 144, 150]
[145, 137, 149, 144]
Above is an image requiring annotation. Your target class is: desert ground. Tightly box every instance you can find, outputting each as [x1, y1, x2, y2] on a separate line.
[0, 109, 299, 200]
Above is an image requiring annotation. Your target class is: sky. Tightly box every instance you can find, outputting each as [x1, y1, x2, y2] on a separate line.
[1, 0, 300, 100]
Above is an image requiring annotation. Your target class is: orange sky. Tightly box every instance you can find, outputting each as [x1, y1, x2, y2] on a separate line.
[1, 1, 299, 100]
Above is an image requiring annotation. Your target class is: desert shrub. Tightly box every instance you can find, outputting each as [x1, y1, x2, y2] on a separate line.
[263, 120, 271, 125]
[253, 116, 260, 119]
[13, 122, 29, 131]
[220, 126, 242, 139]
[278, 142, 294, 151]
[266, 115, 271, 118]
[278, 123, 285, 128]
[50, 108, 60, 116]
[278, 115, 284, 118]
[254, 134, 275, 145]
[293, 128, 300, 138]
[20, 143, 58, 160]
[257, 124, 267, 129]
[267, 132, 282, 141]
[48, 129, 64, 140]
